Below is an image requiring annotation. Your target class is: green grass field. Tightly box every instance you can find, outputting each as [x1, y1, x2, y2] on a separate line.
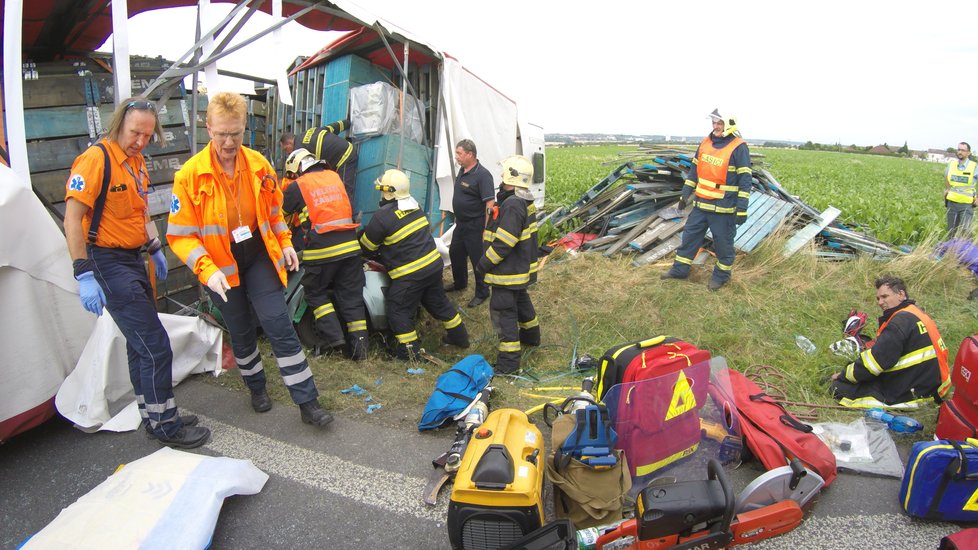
[211, 145, 975, 436]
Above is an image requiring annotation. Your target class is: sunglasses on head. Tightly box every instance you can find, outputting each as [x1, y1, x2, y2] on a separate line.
[126, 100, 156, 112]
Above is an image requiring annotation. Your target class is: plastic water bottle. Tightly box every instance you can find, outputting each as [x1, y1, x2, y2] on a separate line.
[865, 408, 923, 433]
[795, 335, 816, 354]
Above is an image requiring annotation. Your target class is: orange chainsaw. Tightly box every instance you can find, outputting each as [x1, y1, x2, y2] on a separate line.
[596, 459, 806, 549]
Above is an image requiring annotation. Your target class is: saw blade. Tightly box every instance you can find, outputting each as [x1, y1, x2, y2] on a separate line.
[735, 465, 825, 513]
[423, 467, 451, 506]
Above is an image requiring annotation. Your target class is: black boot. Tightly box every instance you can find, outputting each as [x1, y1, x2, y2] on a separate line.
[442, 324, 470, 348]
[299, 400, 334, 427]
[154, 425, 211, 449]
[395, 342, 421, 361]
[348, 335, 368, 362]
[251, 389, 272, 413]
[143, 414, 199, 438]
[519, 326, 541, 348]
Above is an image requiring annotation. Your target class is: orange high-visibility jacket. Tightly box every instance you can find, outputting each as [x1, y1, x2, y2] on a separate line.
[166, 144, 293, 287]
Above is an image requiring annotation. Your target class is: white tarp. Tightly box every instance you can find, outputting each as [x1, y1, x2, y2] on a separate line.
[21, 447, 269, 550]
[0, 165, 94, 439]
[435, 57, 519, 214]
[56, 312, 223, 432]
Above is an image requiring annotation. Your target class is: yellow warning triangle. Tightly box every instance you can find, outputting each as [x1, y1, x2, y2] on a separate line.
[665, 370, 696, 421]
[965, 486, 978, 512]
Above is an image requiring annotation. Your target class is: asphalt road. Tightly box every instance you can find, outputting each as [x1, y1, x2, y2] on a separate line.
[0, 376, 962, 549]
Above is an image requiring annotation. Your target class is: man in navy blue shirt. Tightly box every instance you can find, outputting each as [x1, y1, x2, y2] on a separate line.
[446, 139, 496, 307]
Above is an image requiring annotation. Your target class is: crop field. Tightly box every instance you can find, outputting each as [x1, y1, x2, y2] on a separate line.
[545, 145, 949, 246]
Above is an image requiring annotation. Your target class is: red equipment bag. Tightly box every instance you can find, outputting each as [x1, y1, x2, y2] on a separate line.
[936, 393, 978, 441]
[709, 368, 837, 487]
[952, 335, 978, 406]
[595, 336, 711, 400]
[940, 528, 978, 550]
[596, 337, 712, 478]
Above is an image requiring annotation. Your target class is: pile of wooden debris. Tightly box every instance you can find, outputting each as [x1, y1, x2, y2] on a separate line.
[541, 145, 902, 265]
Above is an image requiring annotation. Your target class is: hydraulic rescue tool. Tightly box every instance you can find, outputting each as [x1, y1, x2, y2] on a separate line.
[423, 388, 492, 505]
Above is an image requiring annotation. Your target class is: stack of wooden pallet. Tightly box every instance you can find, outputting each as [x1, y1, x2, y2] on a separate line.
[543, 145, 903, 265]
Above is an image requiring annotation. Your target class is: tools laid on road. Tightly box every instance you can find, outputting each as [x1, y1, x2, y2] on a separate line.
[447, 408, 546, 550]
[424, 388, 493, 505]
[594, 459, 804, 549]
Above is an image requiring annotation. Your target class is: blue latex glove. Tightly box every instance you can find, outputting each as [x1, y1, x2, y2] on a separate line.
[150, 249, 168, 281]
[76, 271, 106, 316]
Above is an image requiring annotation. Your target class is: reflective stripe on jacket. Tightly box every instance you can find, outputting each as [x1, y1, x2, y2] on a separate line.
[282, 168, 360, 264]
[166, 143, 293, 287]
[360, 201, 442, 280]
[683, 134, 752, 218]
[947, 159, 977, 204]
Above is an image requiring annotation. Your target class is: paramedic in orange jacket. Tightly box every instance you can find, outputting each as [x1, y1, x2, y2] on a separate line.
[167, 92, 332, 427]
[64, 97, 210, 448]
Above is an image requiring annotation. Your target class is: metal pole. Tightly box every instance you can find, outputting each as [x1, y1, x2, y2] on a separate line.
[399, 41, 409, 170]
[3, 0, 30, 188]
[111, 0, 132, 103]
[191, 3, 203, 156]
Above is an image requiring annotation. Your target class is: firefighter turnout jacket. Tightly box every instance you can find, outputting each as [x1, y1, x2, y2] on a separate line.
[843, 299, 950, 406]
[359, 199, 443, 280]
[478, 191, 538, 289]
[682, 134, 752, 221]
[167, 144, 293, 287]
[298, 120, 354, 172]
[282, 167, 360, 264]
[946, 159, 977, 204]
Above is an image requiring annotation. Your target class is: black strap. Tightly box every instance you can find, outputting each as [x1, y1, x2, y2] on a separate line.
[750, 393, 813, 433]
[926, 441, 967, 520]
[86, 143, 112, 243]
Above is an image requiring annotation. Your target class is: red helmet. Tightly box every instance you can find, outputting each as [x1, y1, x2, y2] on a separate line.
[842, 309, 868, 337]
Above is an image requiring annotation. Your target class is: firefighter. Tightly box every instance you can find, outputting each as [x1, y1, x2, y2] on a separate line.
[296, 120, 358, 207]
[65, 97, 209, 448]
[661, 109, 752, 291]
[167, 92, 333, 427]
[283, 148, 369, 361]
[476, 156, 541, 374]
[359, 169, 469, 360]
[830, 275, 950, 408]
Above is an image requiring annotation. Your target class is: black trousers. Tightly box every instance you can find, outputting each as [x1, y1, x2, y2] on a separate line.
[449, 218, 489, 299]
[489, 286, 538, 374]
[302, 257, 367, 347]
[387, 271, 467, 358]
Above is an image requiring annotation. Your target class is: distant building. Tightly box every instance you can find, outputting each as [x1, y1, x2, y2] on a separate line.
[868, 144, 895, 155]
[927, 148, 952, 163]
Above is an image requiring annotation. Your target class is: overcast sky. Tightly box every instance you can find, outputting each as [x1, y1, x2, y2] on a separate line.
[101, 0, 978, 150]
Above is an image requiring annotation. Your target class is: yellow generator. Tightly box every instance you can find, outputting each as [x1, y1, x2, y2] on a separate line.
[447, 408, 545, 550]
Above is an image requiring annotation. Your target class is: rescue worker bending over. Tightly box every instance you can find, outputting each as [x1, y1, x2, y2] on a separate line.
[359, 170, 470, 360]
[283, 148, 369, 361]
[662, 109, 751, 291]
[296, 120, 358, 207]
[476, 156, 541, 374]
[168, 92, 332, 427]
[830, 275, 950, 408]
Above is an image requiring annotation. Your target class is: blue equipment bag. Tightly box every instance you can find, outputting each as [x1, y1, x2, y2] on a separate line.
[900, 439, 978, 521]
[418, 355, 494, 431]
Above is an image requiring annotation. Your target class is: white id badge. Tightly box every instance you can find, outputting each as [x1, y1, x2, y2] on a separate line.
[145, 220, 160, 240]
[232, 225, 253, 243]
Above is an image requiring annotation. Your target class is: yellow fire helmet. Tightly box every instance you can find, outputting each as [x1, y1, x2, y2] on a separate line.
[708, 108, 739, 137]
[285, 148, 322, 176]
[501, 155, 533, 189]
[375, 169, 411, 200]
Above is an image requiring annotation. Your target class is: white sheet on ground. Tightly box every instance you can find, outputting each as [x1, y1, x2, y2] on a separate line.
[0, 164, 94, 433]
[20, 447, 268, 550]
[55, 313, 223, 433]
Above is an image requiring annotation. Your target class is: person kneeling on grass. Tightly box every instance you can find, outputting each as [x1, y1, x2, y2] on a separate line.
[829, 275, 950, 409]
[359, 169, 469, 361]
